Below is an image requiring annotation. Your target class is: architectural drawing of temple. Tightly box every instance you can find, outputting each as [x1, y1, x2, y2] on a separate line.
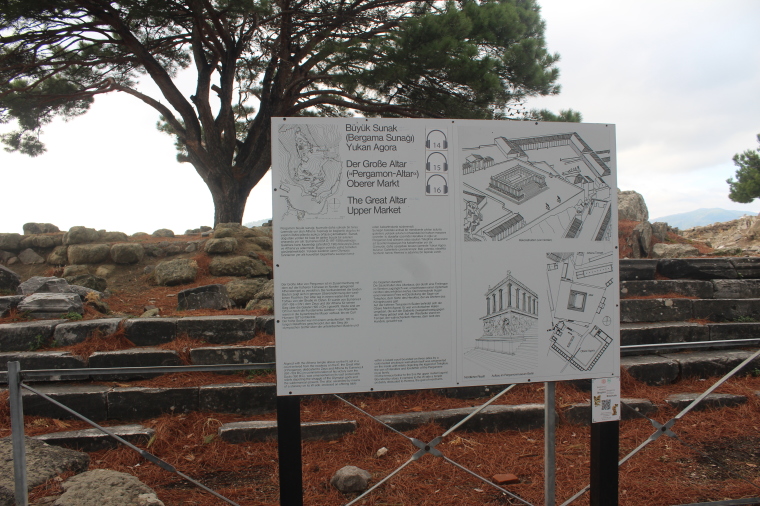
[476, 272, 538, 355]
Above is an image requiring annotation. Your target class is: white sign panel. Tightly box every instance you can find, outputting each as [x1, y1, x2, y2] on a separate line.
[273, 118, 619, 396]
[592, 377, 621, 423]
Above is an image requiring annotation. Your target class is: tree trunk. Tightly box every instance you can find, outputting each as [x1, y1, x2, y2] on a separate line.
[210, 183, 251, 226]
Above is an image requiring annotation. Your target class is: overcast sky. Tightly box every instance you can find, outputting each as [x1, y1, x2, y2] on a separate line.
[1, 0, 759, 235]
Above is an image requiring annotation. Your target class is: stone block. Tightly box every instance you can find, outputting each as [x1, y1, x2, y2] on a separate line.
[563, 398, 656, 425]
[152, 228, 175, 238]
[620, 322, 709, 347]
[46, 245, 68, 266]
[18, 248, 45, 264]
[692, 299, 760, 322]
[0, 233, 21, 252]
[621, 355, 680, 385]
[0, 265, 20, 294]
[225, 278, 267, 306]
[199, 382, 276, 414]
[708, 322, 760, 341]
[620, 298, 693, 323]
[65, 274, 107, 292]
[17, 276, 69, 296]
[110, 243, 145, 264]
[219, 420, 357, 443]
[665, 392, 747, 411]
[712, 279, 760, 299]
[620, 280, 713, 299]
[0, 320, 62, 352]
[0, 351, 87, 383]
[35, 424, 154, 452]
[67, 243, 110, 264]
[108, 387, 199, 420]
[662, 349, 760, 379]
[122, 318, 177, 346]
[257, 315, 275, 335]
[177, 315, 258, 344]
[53, 318, 123, 347]
[22, 384, 110, 420]
[177, 284, 233, 311]
[209, 255, 270, 277]
[204, 237, 238, 254]
[657, 258, 738, 280]
[377, 404, 545, 432]
[63, 226, 100, 245]
[189, 345, 275, 365]
[618, 259, 657, 281]
[88, 348, 182, 380]
[23, 223, 60, 235]
[730, 257, 760, 279]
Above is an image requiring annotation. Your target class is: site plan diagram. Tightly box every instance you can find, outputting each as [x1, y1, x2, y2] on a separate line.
[273, 118, 619, 396]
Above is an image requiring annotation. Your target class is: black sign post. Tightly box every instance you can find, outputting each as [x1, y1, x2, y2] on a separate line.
[277, 395, 303, 506]
[590, 419, 619, 506]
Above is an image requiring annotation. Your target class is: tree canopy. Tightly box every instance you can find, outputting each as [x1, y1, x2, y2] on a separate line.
[1, 0, 566, 224]
[727, 134, 760, 204]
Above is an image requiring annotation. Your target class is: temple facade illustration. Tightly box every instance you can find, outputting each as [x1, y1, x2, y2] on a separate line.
[477, 271, 538, 355]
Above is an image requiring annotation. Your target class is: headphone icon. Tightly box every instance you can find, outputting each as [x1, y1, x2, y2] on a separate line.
[426, 174, 448, 195]
[426, 152, 448, 172]
[426, 130, 448, 149]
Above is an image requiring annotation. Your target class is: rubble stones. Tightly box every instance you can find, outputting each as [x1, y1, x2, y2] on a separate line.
[18, 248, 45, 265]
[100, 231, 129, 242]
[65, 274, 107, 292]
[154, 258, 197, 286]
[63, 226, 100, 245]
[0, 295, 23, 317]
[110, 243, 145, 264]
[67, 243, 110, 264]
[225, 278, 267, 306]
[47, 246, 68, 265]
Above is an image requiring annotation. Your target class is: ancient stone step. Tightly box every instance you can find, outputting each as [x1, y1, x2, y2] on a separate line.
[22, 384, 110, 420]
[621, 322, 709, 347]
[665, 392, 748, 411]
[621, 297, 760, 322]
[620, 280, 714, 299]
[376, 403, 545, 432]
[0, 319, 62, 352]
[0, 351, 87, 384]
[622, 348, 760, 385]
[34, 424, 155, 452]
[219, 420, 357, 443]
[88, 349, 182, 380]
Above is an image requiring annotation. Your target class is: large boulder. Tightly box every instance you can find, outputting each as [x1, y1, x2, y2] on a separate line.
[67, 244, 110, 264]
[63, 226, 100, 245]
[0, 436, 89, 505]
[154, 258, 198, 286]
[110, 243, 145, 264]
[23, 222, 60, 235]
[0, 265, 21, 293]
[66, 274, 108, 293]
[618, 189, 649, 222]
[100, 231, 129, 242]
[629, 221, 653, 258]
[209, 256, 270, 277]
[152, 228, 175, 238]
[20, 234, 61, 249]
[54, 469, 164, 506]
[330, 465, 372, 493]
[0, 233, 21, 252]
[177, 284, 233, 311]
[225, 278, 268, 306]
[204, 237, 238, 254]
[651, 243, 699, 258]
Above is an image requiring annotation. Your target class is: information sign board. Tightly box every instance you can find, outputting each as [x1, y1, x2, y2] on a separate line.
[272, 118, 619, 396]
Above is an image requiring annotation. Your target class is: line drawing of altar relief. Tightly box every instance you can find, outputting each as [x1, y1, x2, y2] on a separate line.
[476, 271, 539, 355]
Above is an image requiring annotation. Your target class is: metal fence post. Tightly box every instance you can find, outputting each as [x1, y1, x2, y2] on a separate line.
[8, 361, 28, 506]
[277, 395, 303, 506]
[590, 420, 618, 506]
[545, 381, 556, 506]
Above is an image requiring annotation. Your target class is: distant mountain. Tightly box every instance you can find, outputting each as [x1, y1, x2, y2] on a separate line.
[244, 218, 271, 227]
[651, 208, 757, 229]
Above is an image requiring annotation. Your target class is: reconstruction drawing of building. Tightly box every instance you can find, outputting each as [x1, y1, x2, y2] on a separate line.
[463, 153, 494, 174]
[488, 164, 547, 203]
[477, 271, 538, 355]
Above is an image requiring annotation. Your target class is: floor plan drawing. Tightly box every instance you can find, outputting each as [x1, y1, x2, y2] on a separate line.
[463, 271, 539, 376]
[461, 132, 613, 242]
[546, 251, 614, 372]
[277, 124, 342, 221]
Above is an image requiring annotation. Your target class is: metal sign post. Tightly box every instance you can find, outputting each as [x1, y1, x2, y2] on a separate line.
[590, 419, 619, 506]
[277, 395, 303, 506]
